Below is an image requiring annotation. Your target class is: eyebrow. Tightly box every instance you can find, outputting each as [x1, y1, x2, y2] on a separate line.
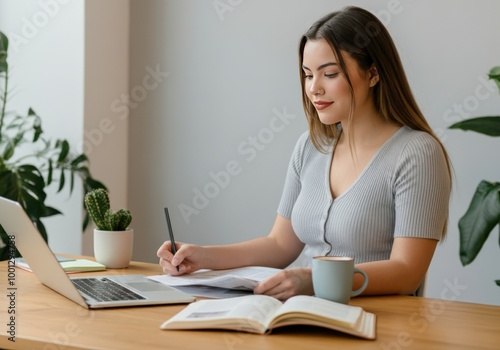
[302, 62, 338, 71]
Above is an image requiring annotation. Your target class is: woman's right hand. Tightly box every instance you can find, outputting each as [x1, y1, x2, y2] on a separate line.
[156, 241, 205, 275]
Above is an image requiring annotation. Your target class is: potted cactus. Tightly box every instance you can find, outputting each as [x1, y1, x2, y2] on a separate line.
[84, 189, 133, 268]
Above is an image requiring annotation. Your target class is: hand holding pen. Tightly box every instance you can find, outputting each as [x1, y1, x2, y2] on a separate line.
[157, 208, 206, 275]
[164, 207, 179, 272]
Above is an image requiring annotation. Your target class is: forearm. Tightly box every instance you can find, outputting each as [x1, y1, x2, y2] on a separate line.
[354, 238, 437, 295]
[354, 260, 423, 295]
[202, 236, 299, 270]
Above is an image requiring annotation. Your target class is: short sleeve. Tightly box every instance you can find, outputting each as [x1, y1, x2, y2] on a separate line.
[277, 131, 310, 219]
[393, 133, 451, 240]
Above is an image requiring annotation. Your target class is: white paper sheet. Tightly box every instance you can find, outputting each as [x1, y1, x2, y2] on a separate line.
[148, 266, 280, 291]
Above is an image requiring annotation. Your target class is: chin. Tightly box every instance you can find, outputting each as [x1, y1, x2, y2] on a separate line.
[318, 114, 340, 125]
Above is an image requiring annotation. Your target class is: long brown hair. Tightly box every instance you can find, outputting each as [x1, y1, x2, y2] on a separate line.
[299, 6, 452, 236]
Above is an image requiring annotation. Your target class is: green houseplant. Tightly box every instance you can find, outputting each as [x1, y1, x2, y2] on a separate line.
[0, 31, 106, 260]
[84, 189, 133, 268]
[449, 66, 500, 286]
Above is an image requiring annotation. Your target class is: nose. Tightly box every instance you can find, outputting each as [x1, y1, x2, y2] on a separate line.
[309, 78, 324, 96]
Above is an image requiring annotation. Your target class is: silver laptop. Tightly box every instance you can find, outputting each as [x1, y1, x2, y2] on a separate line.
[0, 196, 195, 309]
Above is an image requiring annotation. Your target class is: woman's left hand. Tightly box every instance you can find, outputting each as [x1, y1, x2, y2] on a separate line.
[253, 267, 314, 300]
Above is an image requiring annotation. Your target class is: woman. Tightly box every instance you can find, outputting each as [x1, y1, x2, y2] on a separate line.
[157, 6, 452, 300]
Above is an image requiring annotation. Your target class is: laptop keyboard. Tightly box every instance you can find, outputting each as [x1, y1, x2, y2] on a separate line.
[72, 277, 146, 302]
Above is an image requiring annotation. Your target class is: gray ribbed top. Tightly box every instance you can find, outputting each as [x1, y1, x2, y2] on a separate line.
[277, 126, 451, 265]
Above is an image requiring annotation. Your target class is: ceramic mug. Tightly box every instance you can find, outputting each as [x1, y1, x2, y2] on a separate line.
[312, 256, 368, 304]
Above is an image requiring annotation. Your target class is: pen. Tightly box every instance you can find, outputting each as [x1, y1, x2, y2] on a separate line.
[164, 207, 180, 272]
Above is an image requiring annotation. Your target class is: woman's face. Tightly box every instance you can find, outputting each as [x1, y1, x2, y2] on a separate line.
[302, 38, 374, 125]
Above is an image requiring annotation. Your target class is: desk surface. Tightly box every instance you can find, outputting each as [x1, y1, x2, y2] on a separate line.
[1, 257, 500, 350]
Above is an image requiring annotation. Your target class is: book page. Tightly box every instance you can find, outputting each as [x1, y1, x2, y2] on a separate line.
[149, 266, 280, 290]
[161, 295, 283, 332]
[272, 295, 363, 327]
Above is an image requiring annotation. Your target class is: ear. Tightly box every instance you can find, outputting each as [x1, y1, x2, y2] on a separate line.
[368, 64, 379, 87]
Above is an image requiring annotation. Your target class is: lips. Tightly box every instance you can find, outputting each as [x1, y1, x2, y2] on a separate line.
[313, 101, 334, 111]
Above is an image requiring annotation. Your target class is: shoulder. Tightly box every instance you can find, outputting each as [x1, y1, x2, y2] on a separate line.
[295, 130, 312, 148]
[286, 130, 323, 174]
[290, 130, 314, 159]
[391, 127, 449, 181]
[395, 127, 445, 159]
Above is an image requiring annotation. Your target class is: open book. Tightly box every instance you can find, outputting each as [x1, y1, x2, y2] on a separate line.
[161, 294, 376, 339]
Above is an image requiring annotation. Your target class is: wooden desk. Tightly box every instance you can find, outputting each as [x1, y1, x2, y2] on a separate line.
[1, 258, 499, 350]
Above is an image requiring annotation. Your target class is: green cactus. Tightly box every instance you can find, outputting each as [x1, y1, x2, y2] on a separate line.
[84, 189, 132, 231]
[84, 189, 110, 230]
[105, 209, 132, 231]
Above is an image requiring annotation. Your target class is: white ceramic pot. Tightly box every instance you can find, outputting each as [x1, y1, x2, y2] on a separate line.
[93, 228, 134, 268]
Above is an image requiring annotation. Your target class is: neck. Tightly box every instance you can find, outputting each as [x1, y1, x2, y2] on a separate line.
[339, 97, 399, 148]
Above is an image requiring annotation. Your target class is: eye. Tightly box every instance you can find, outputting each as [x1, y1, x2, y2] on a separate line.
[303, 74, 313, 80]
[325, 73, 339, 78]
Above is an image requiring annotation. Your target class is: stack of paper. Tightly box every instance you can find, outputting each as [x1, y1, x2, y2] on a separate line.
[148, 266, 280, 298]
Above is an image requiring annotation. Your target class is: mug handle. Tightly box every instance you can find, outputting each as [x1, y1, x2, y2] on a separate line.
[351, 267, 369, 297]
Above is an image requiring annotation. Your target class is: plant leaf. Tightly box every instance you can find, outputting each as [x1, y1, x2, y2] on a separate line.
[57, 139, 70, 163]
[69, 170, 75, 194]
[449, 116, 500, 137]
[2, 140, 14, 160]
[42, 205, 62, 218]
[0, 169, 18, 199]
[459, 181, 500, 265]
[47, 159, 53, 185]
[0, 31, 8, 73]
[70, 153, 87, 167]
[57, 167, 65, 192]
[488, 66, 500, 92]
[496, 280, 500, 286]
[32, 114, 42, 142]
[17, 164, 47, 203]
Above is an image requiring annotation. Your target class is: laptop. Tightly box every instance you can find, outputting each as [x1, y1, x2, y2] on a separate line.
[0, 196, 195, 309]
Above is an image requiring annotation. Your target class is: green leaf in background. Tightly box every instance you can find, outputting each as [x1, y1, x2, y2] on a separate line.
[489, 66, 500, 91]
[449, 116, 500, 137]
[70, 153, 87, 167]
[0, 169, 18, 199]
[56, 139, 70, 163]
[2, 139, 14, 160]
[32, 114, 42, 142]
[57, 167, 65, 192]
[459, 181, 500, 266]
[0, 32, 8, 73]
[47, 159, 53, 185]
[496, 280, 500, 286]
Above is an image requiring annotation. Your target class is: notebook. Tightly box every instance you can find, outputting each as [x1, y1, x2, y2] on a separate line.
[0, 196, 195, 309]
[15, 256, 106, 273]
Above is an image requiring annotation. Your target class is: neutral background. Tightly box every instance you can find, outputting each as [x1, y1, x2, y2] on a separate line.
[0, 0, 499, 306]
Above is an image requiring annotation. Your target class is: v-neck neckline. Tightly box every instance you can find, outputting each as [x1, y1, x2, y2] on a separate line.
[326, 126, 406, 201]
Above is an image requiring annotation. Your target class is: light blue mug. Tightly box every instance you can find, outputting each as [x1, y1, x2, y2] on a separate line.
[312, 256, 368, 304]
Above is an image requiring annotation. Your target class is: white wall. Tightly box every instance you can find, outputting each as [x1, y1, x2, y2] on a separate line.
[0, 0, 129, 256]
[81, 0, 130, 255]
[128, 0, 500, 306]
[0, 0, 85, 254]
